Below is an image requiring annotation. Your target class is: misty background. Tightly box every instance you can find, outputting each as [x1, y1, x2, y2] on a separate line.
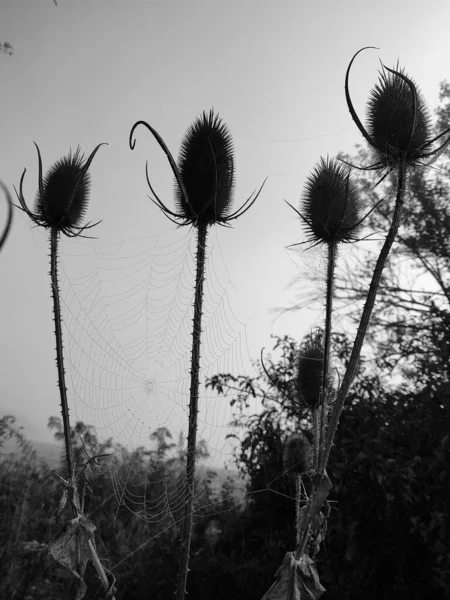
[1, 0, 450, 463]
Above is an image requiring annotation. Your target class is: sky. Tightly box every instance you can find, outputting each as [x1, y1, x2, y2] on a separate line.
[1, 0, 450, 462]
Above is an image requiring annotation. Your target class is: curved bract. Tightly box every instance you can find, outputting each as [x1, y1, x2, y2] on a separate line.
[0, 182, 13, 251]
[130, 109, 266, 227]
[15, 143, 106, 237]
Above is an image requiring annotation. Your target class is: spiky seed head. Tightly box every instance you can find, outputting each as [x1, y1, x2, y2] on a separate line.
[283, 433, 313, 476]
[367, 65, 431, 167]
[35, 147, 91, 230]
[294, 330, 333, 408]
[175, 109, 235, 226]
[302, 157, 361, 245]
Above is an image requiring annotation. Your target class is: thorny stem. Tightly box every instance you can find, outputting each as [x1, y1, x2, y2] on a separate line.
[50, 227, 76, 510]
[323, 158, 407, 468]
[88, 539, 115, 596]
[50, 227, 116, 599]
[295, 493, 313, 561]
[318, 241, 336, 472]
[312, 409, 320, 470]
[176, 222, 208, 600]
[297, 242, 336, 557]
[295, 160, 406, 563]
[295, 471, 331, 561]
[295, 475, 302, 547]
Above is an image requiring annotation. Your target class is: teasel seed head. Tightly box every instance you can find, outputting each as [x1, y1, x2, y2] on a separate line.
[283, 433, 313, 476]
[346, 47, 450, 172]
[15, 143, 106, 237]
[294, 330, 334, 409]
[366, 64, 431, 168]
[300, 157, 362, 246]
[175, 109, 235, 226]
[129, 109, 266, 228]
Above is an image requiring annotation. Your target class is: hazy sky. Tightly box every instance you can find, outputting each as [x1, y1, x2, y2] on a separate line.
[1, 0, 450, 460]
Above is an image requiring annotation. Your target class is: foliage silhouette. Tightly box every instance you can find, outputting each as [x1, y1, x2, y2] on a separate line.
[208, 334, 450, 599]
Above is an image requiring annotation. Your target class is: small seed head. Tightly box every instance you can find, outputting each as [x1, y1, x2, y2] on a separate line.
[295, 335, 323, 408]
[283, 433, 313, 476]
[175, 109, 235, 226]
[302, 157, 361, 245]
[294, 330, 333, 408]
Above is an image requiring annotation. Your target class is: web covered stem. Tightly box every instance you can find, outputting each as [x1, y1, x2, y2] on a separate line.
[50, 227, 117, 599]
[176, 221, 208, 600]
[50, 227, 77, 506]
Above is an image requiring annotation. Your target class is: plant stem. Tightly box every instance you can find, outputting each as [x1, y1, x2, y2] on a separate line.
[301, 241, 336, 557]
[295, 475, 302, 547]
[312, 408, 319, 470]
[50, 227, 76, 509]
[295, 162, 406, 562]
[323, 159, 407, 468]
[51, 227, 116, 599]
[318, 241, 336, 472]
[176, 222, 208, 600]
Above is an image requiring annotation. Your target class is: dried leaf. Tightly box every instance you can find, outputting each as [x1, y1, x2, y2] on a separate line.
[49, 514, 96, 600]
[261, 551, 326, 600]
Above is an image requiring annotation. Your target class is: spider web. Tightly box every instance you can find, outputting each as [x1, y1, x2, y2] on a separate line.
[57, 224, 258, 542]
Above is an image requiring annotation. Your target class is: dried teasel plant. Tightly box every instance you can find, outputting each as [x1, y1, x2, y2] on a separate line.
[14, 143, 115, 598]
[263, 48, 450, 599]
[345, 47, 450, 176]
[287, 158, 362, 471]
[280, 159, 362, 578]
[325, 48, 450, 470]
[130, 109, 265, 600]
[15, 143, 105, 481]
